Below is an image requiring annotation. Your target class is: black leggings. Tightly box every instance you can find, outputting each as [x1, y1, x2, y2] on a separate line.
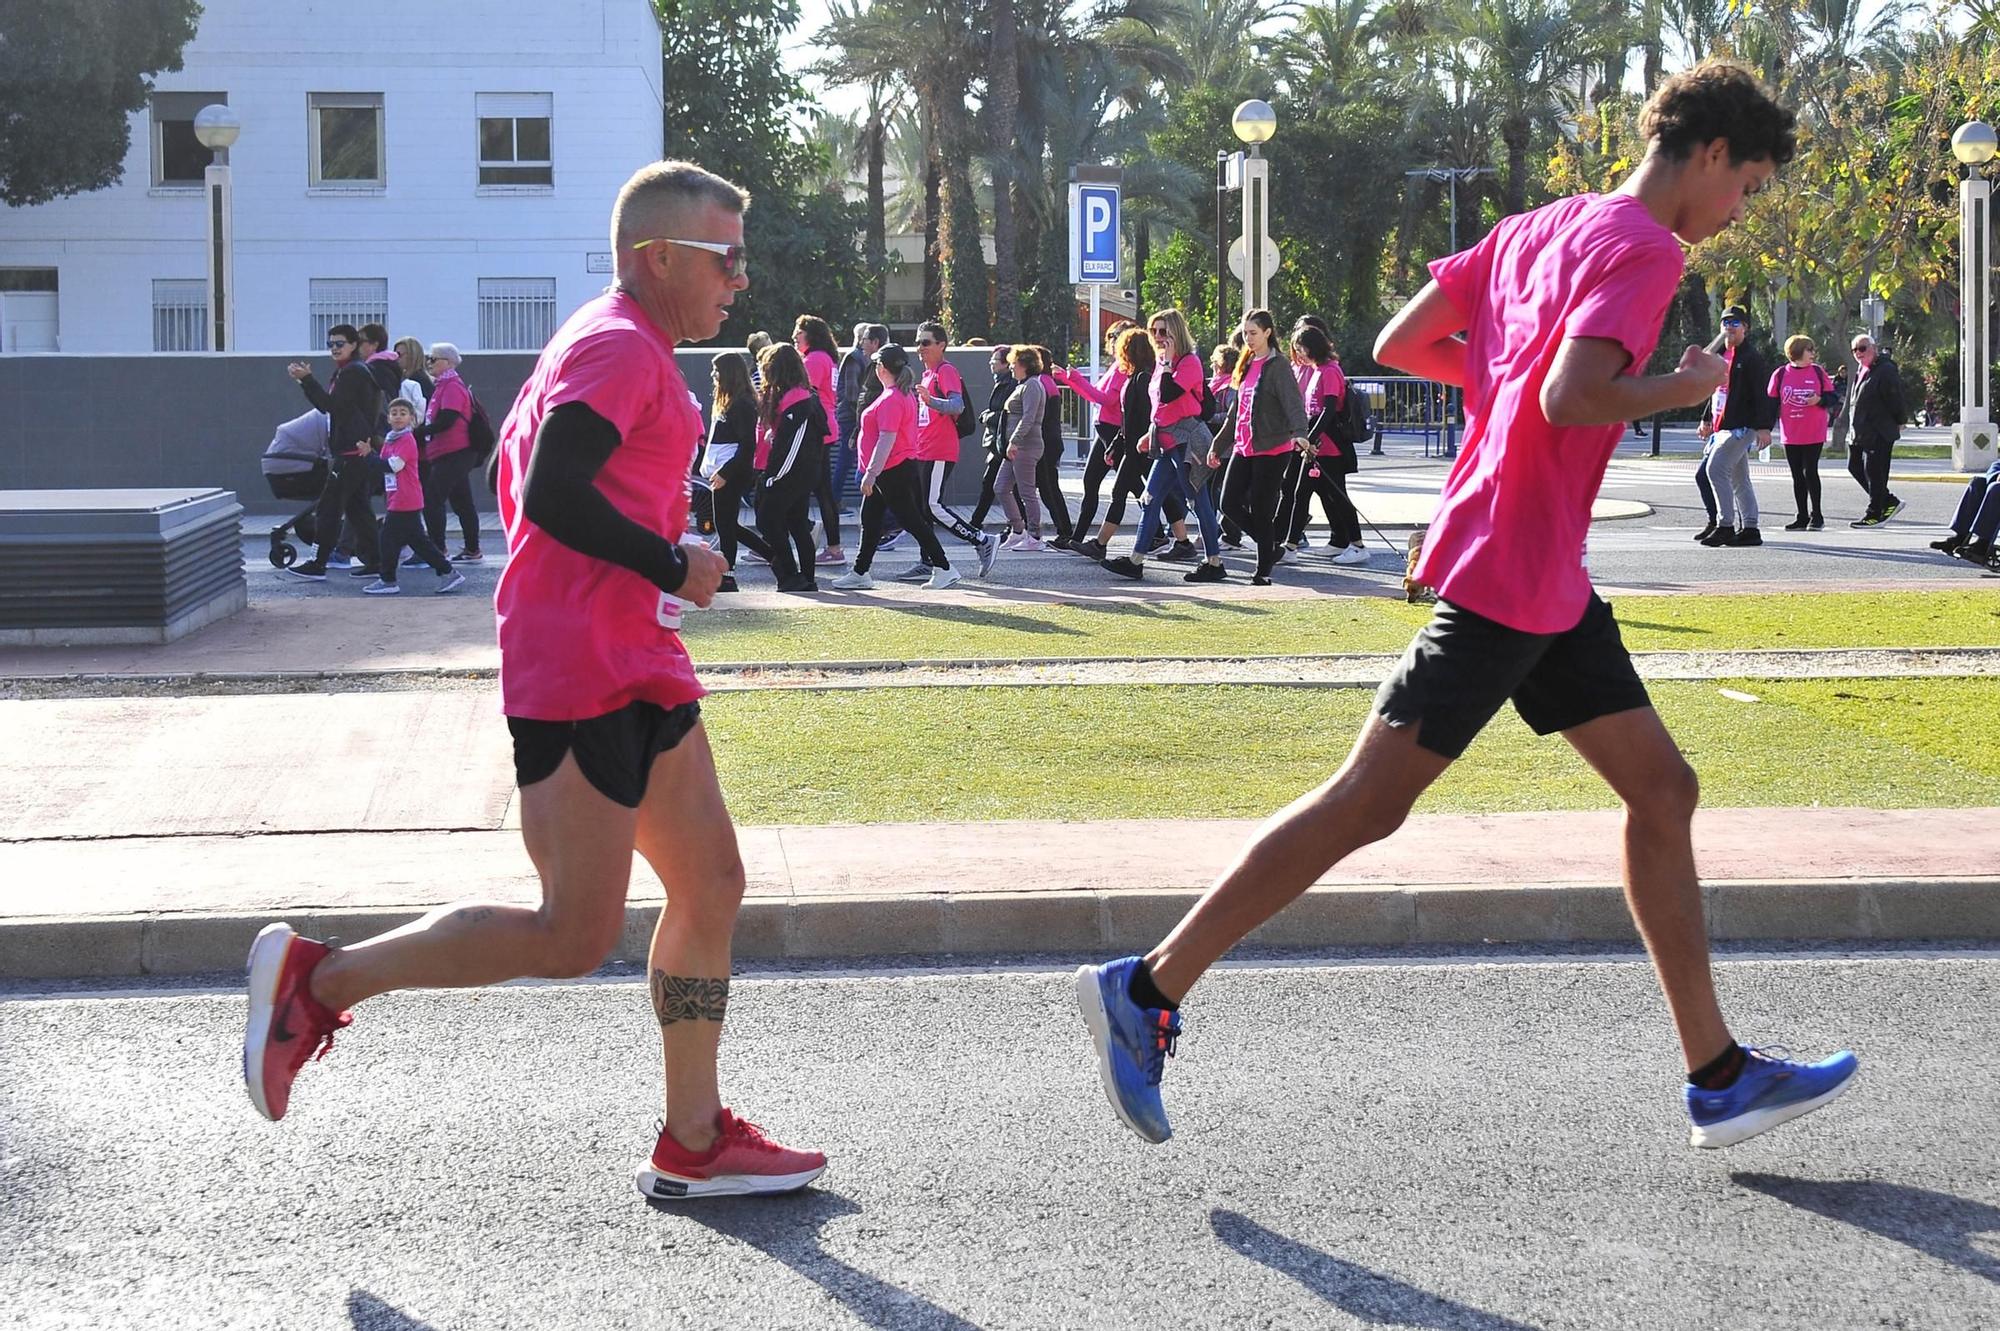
[314, 461, 381, 568]
[1287, 452, 1361, 546]
[970, 448, 1006, 529]
[1035, 430, 1075, 542]
[1784, 443, 1824, 520]
[421, 448, 483, 555]
[1222, 450, 1291, 576]
[714, 452, 771, 568]
[1075, 423, 1120, 533]
[855, 461, 949, 574]
[1103, 439, 1187, 529]
[813, 438, 843, 548]
[757, 442, 823, 580]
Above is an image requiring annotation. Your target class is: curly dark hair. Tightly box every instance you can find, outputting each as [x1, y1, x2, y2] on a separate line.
[1639, 59, 1796, 166]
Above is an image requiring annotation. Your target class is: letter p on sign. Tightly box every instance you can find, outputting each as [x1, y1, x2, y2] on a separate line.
[1069, 183, 1121, 285]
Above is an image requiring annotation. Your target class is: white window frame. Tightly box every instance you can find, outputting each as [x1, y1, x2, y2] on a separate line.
[475, 93, 554, 192]
[308, 278, 388, 348]
[152, 280, 209, 352]
[478, 278, 558, 350]
[150, 92, 228, 191]
[308, 93, 386, 191]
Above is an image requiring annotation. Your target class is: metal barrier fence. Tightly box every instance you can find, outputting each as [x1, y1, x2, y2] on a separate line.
[1348, 375, 1459, 457]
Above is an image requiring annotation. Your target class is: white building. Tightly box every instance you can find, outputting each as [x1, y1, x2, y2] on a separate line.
[0, 0, 662, 353]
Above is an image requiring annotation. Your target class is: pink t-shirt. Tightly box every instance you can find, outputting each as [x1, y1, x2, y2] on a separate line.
[1768, 362, 1832, 446]
[804, 348, 838, 441]
[754, 386, 811, 470]
[1234, 354, 1291, 457]
[1308, 361, 1349, 453]
[380, 431, 425, 511]
[915, 361, 965, 462]
[424, 371, 472, 459]
[1414, 192, 1684, 634]
[858, 387, 919, 477]
[1150, 353, 1206, 430]
[494, 290, 704, 720]
[1058, 365, 1127, 426]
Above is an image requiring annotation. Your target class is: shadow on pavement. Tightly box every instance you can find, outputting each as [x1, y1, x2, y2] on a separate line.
[347, 1289, 438, 1330]
[1210, 1209, 1541, 1330]
[657, 1189, 984, 1330]
[1734, 1172, 2000, 1284]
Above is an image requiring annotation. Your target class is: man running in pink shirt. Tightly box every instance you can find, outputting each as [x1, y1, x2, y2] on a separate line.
[243, 161, 827, 1201]
[1077, 60, 1858, 1154]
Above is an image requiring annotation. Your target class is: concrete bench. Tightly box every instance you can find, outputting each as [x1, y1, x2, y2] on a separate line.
[0, 488, 245, 645]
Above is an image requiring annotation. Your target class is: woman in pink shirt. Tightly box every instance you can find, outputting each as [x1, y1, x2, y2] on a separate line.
[830, 344, 957, 590]
[1213, 309, 1309, 584]
[1293, 324, 1368, 565]
[1052, 321, 1133, 555]
[792, 315, 847, 563]
[1099, 308, 1226, 581]
[1766, 333, 1835, 531]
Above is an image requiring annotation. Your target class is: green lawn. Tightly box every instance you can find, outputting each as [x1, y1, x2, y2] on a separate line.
[680, 590, 2000, 665]
[706, 677, 2000, 825]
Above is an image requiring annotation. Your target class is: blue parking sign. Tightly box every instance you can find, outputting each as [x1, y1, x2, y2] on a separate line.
[1068, 184, 1121, 285]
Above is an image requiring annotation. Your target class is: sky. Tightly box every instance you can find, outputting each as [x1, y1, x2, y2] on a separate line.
[787, 0, 865, 120]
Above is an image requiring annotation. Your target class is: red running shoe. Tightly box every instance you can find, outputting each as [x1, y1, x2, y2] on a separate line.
[634, 1109, 827, 1200]
[242, 922, 351, 1121]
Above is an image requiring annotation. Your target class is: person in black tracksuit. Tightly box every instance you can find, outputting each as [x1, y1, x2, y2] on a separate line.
[754, 344, 827, 593]
[284, 322, 383, 578]
[704, 352, 772, 584]
[970, 347, 1016, 530]
[1846, 336, 1908, 526]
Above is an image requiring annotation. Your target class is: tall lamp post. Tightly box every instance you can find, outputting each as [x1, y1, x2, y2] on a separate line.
[1403, 166, 1494, 456]
[1953, 119, 1998, 472]
[1230, 99, 1277, 320]
[193, 104, 241, 353]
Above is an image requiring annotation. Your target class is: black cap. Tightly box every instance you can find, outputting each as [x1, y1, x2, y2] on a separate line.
[873, 344, 910, 374]
[1721, 304, 1750, 323]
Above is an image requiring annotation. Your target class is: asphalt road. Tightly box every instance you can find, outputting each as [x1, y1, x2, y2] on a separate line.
[5, 950, 1996, 1329]
[242, 443, 1985, 606]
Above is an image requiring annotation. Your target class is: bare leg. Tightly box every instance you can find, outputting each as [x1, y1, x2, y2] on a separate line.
[311, 754, 634, 1010]
[1560, 707, 1733, 1071]
[1147, 716, 1452, 1001]
[632, 723, 745, 1154]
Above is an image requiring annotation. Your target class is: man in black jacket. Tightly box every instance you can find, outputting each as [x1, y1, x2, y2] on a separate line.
[1693, 304, 1779, 547]
[284, 322, 384, 580]
[1846, 333, 1907, 526]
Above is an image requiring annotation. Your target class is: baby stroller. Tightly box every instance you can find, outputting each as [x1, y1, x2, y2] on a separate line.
[261, 409, 330, 568]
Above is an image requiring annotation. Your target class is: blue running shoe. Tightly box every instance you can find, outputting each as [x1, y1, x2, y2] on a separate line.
[1686, 1045, 1859, 1148]
[1075, 957, 1181, 1144]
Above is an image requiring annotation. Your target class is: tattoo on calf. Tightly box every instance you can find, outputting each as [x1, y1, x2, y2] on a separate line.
[651, 971, 730, 1026]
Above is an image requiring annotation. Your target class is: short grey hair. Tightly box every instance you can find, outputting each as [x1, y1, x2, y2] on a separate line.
[427, 341, 462, 368]
[611, 160, 750, 252]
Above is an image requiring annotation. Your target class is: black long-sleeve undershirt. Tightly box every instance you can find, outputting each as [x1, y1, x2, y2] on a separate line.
[520, 401, 688, 594]
[417, 408, 463, 444]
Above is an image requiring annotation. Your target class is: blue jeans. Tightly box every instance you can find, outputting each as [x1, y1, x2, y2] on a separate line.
[1133, 442, 1220, 558]
[1952, 459, 2000, 541]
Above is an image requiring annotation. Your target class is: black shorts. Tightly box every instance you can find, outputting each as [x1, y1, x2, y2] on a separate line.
[507, 700, 702, 808]
[1374, 594, 1651, 759]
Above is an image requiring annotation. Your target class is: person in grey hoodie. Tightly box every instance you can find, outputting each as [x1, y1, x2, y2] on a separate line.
[1212, 309, 1310, 584]
[996, 345, 1048, 548]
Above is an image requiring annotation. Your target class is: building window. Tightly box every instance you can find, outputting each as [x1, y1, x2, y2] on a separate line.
[153, 280, 209, 352]
[476, 93, 553, 187]
[0, 270, 60, 353]
[309, 93, 384, 188]
[151, 92, 227, 187]
[308, 278, 388, 347]
[478, 278, 558, 349]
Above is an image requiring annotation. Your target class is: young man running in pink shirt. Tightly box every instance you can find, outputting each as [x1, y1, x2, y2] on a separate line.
[1078, 61, 1857, 1153]
[243, 161, 827, 1200]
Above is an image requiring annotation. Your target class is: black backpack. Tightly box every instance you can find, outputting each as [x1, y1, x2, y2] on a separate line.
[1330, 382, 1372, 446]
[465, 388, 498, 461]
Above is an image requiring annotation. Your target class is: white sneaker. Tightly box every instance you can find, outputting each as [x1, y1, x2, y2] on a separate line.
[1277, 544, 1300, 564]
[362, 579, 400, 595]
[924, 566, 962, 590]
[1006, 534, 1047, 552]
[435, 571, 467, 593]
[975, 532, 1000, 578]
[1331, 544, 1370, 566]
[893, 562, 932, 583]
[830, 569, 875, 590]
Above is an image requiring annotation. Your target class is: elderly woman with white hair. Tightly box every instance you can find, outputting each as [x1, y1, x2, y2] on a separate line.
[416, 341, 484, 562]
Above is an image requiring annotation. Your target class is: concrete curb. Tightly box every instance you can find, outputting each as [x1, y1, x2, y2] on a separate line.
[6, 876, 1997, 981]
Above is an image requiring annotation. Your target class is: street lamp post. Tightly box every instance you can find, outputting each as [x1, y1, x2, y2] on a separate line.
[1953, 119, 1998, 472]
[1214, 151, 1230, 347]
[1230, 99, 1277, 319]
[193, 104, 241, 353]
[1403, 166, 1494, 456]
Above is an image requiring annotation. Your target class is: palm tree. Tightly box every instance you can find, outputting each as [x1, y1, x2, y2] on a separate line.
[1447, 0, 1606, 216]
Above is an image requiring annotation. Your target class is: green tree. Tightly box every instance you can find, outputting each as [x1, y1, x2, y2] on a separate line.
[657, 0, 872, 343]
[0, 0, 203, 207]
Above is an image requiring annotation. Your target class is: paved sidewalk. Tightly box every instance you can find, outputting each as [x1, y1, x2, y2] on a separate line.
[5, 806, 1996, 979]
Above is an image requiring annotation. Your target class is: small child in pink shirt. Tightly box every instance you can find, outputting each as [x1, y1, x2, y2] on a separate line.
[363, 399, 465, 596]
